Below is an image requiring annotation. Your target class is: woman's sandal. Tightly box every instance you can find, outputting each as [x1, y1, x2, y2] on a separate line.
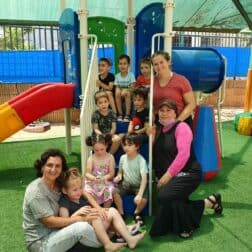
[207, 193, 223, 214]
[179, 230, 193, 239]
[134, 213, 144, 226]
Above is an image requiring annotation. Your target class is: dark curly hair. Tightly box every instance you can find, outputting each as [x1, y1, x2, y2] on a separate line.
[85, 133, 112, 147]
[34, 149, 68, 186]
[132, 87, 148, 100]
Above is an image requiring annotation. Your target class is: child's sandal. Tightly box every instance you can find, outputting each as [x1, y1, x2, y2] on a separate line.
[134, 213, 144, 226]
[129, 222, 141, 235]
[207, 192, 223, 214]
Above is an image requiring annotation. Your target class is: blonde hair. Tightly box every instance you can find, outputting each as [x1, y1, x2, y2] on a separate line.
[62, 167, 82, 189]
[94, 91, 109, 104]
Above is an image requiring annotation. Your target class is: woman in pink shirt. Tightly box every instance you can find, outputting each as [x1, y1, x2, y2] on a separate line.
[151, 51, 196, 128]
[149, 99, 223, 239]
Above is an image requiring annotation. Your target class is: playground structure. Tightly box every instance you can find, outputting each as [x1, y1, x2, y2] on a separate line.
[234, 67, 252, 136]
[0, 0, 251, 214]
[0, 83, 74, 142]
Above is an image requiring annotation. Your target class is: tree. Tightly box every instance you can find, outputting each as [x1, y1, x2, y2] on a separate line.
[0, 25, 35, 50]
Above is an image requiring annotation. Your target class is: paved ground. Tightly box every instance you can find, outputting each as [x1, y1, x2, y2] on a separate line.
[3, 124, 80, 142]
[3, 108, 244, 142]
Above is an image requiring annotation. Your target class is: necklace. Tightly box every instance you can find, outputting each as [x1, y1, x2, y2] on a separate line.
[159, 72, 173, 87]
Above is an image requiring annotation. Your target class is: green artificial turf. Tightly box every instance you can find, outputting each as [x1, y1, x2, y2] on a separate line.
[0, 121, 251, 252]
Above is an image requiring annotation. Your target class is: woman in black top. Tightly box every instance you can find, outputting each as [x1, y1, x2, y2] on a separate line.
[149, 99, 223, 238]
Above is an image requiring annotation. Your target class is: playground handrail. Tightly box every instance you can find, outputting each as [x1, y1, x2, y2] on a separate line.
[148, 32, 169, 216]
[80, 34, 98, 175]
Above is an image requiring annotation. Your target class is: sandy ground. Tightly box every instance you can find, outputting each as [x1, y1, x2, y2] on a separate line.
[3, 108, 244, 143]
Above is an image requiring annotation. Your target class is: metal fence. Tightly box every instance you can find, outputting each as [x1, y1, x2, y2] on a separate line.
[0, 25, 59, 50]
[172, 31, 252, 48]
[1, 24, 252, 51]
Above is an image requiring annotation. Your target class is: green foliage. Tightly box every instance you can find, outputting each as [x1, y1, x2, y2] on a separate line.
[0, 26, 35, 50]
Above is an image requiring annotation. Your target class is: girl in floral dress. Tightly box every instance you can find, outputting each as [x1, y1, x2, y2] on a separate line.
[84, 134, 115, 207]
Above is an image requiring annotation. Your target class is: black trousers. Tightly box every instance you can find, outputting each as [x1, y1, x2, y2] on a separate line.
[150, 170, 204, 237]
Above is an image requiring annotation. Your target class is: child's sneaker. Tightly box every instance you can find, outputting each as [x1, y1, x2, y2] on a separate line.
[117, 115, 123, 121]
[123, 115, 131, 122]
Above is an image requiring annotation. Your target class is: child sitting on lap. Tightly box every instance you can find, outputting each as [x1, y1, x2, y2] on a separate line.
[59, 168, 146, 252]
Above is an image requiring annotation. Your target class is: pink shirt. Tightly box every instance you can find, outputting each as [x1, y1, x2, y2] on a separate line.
[153, 73, 192, 114]
[162, 122, 192, 177]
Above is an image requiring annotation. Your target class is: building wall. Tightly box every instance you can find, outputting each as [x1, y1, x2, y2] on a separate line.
[0, 80, 246, 124]
[202, 79, 246, 108]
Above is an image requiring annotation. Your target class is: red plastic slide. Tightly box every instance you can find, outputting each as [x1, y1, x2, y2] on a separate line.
[0, 83, 75, 141]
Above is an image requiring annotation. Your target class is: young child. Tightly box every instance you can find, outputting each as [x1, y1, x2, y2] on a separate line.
[91, 91, 122, 154]
[96, 57, 117, 113]
[133, 58, 151, 90]
[59, 168, 146, 252]
[128, 88, 149, 144]
[114, 54, 136, 122]
[84, 134, 115, 208]
[113, 133, 148, 225]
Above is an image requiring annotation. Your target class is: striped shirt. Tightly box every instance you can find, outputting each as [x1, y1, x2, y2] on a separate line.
[114, 72, 136, 88]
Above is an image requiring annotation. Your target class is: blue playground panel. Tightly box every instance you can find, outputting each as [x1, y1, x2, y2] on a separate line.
[0, 51, 64, 83]
[193, 105, 221, 180]
[135, 2, 250, 79]
[135, 2, 164, 76]
[97, 47, 115, 74]
[59, 8, 81, 108]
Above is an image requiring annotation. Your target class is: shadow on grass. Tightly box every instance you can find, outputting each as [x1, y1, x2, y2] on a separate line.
[221, 201, 252, 210]
[0, 151, 82, 191]
[0, 167, 35, 190]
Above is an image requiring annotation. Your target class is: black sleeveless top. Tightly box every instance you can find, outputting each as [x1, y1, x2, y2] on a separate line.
[153, 121, 201, 179]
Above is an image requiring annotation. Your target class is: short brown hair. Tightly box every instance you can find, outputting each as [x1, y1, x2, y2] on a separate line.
[139, 57, 151, 67]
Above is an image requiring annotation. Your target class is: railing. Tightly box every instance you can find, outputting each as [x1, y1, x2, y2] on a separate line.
[80, 35, 98, 175]
[0, 25, 59, 50]
[172, 31, 252, 48]
[1, 24, 251, 52]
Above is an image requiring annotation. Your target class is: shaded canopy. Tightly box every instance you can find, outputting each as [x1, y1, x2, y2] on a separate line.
[0, 0, 251, 32]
